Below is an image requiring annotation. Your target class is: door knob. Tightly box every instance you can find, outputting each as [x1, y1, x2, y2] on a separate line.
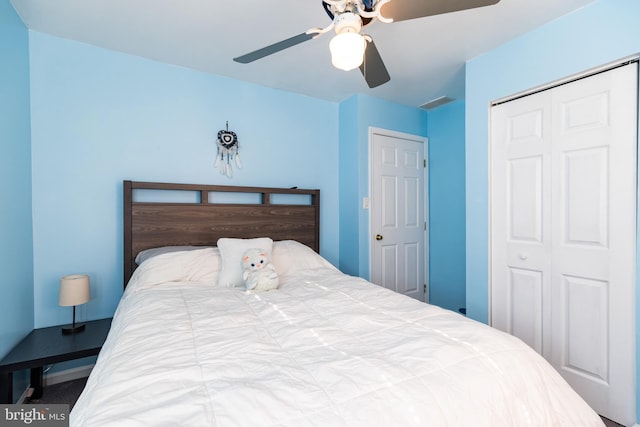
[375, 234, 383, 241]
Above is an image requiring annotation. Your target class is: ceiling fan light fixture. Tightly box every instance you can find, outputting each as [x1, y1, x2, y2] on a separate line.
[234, 0, 502, 89]
[329, 31, 366, 71]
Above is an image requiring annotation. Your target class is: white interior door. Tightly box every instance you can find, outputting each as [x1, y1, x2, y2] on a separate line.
[370, 128, 427, 301]
[490, 63, 637, 425]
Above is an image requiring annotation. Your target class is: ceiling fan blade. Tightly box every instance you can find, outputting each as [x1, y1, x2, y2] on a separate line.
[359, 39, 390, 88]
[380, 0, 500, 22]
[233, 32, 315, 64]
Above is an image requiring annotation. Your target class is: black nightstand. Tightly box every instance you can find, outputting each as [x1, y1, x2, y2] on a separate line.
[0, 317, 111, 404]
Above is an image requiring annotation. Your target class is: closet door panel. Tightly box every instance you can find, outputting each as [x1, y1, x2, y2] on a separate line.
[490, 90, 552, 359]
[507, 267, 543, 352]
[562, 148, 608, 247]
[549, 63, 637, 424]
[561, 275, 609, 383]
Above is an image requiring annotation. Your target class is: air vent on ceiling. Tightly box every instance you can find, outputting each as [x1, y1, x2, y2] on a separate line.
[419, 96, 454, 110]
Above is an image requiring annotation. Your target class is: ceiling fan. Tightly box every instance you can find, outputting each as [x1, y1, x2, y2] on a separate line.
[233, 0, 500, 89]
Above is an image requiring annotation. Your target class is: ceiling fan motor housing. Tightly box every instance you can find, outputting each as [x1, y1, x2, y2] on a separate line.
[334, 12, 363, 35]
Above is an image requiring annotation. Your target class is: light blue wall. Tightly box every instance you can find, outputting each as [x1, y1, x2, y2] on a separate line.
[338, 94, 428, 279]
[465, 0, 640, 421]
[427, 100, 465, 312]
[0, 0, 33, 401]
[28, 32, 340, 328]
[338, 96, 360, 275]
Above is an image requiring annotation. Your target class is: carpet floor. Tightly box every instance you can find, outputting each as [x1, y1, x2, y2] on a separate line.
[24, 377, 88, 410]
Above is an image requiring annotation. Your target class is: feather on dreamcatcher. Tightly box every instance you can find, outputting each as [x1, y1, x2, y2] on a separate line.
[214, 122, 242, 178]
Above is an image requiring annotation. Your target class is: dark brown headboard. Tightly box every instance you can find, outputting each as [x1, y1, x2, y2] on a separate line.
[123, 181, 320, 288]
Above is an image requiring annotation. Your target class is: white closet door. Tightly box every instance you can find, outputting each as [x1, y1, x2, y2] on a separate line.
[490, 90, 553, 357]
[549, 63, 637, 424]
[490, 63, 637, 425]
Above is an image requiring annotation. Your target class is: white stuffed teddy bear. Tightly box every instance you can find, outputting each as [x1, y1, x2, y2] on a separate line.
[242, 248, 279, 292]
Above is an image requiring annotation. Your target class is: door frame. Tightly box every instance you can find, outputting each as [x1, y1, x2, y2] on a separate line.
[368, 126, 429, 301]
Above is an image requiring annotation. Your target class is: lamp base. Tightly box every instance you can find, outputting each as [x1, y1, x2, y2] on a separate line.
[61, 323, 86, 335]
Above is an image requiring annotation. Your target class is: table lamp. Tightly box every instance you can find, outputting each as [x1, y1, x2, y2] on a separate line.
[59, 274, 90, 335]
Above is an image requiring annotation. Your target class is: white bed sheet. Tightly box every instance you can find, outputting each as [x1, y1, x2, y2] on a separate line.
[72, 248, 603, 426]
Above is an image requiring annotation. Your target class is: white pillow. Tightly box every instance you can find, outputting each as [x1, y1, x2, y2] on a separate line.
[271, 240, 338, 280]
[135, 245, 210, 265]
[217, 237, 273, 288]
[126, 247, 222, 293]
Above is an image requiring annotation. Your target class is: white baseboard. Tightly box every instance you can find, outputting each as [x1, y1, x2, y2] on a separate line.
[44, 364, 94, 386]
[16, 387, 32, 405]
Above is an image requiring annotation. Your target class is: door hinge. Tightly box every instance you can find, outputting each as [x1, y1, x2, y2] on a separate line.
[424, 222, 426, 231]
[423, 284, 427, 294]
[423, 159, 426, 168]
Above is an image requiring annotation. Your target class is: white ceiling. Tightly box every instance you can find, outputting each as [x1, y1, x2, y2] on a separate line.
[11, 0, 596, 108]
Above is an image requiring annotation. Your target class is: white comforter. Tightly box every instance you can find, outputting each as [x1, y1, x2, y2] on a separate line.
[72, 247, 603, 426]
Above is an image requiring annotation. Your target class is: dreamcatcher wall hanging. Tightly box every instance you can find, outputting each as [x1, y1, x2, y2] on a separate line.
[214, 121, 242, 178]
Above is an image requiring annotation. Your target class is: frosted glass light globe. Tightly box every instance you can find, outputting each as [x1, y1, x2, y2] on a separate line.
[329, 32, 366, 71]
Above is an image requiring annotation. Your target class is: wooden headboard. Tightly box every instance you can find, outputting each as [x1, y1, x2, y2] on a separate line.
[123, 181, 320, 288]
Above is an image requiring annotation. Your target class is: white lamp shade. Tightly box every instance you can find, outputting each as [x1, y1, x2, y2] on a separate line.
[329, 32, 366, 71]
[59, 274, 90, 306]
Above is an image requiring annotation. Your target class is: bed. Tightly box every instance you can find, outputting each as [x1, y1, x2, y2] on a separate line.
[71, 181, 603, 426]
